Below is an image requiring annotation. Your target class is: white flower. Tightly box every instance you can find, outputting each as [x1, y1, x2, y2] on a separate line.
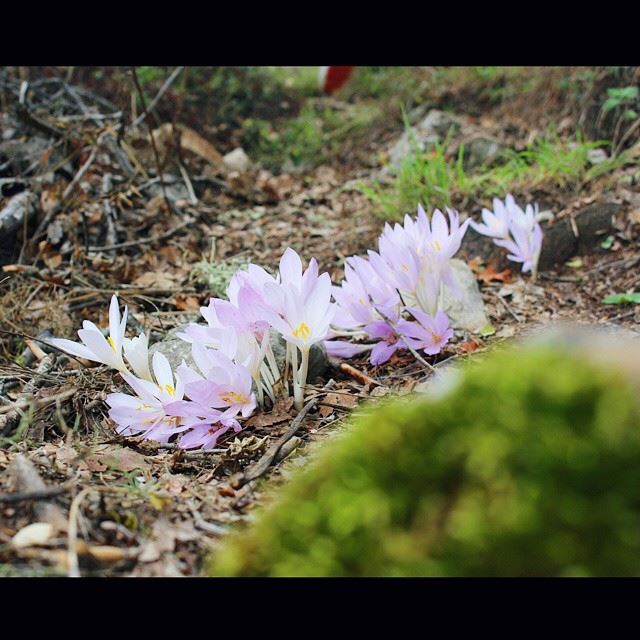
[123, 332, 152, 381]
[48, 294, 127, 372]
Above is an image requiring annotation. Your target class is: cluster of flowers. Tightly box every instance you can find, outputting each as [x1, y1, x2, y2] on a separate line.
[470, 194, 544, 276]
[47, 197, 543, 450]
[325, 205, 467, 365]
[49, 248, 336, 449]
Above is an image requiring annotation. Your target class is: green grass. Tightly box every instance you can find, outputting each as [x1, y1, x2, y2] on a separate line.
[243, 101, 382, 171]
[359, 124, 635, 219]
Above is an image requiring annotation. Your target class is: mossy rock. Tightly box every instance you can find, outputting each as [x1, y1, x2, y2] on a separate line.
[208, 331, 640, 577]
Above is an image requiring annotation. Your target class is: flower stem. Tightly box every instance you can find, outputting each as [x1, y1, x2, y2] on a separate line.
[291, 344, 303, 410]
[298, 347, 310, 406]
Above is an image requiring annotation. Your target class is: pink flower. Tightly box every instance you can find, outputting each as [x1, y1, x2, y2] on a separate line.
[469, 196, 513, 240]
[177, 419, 242, 450]
[184, 351, 256, 419]
[364, 320, 405, 366]
[324, 340, 373, 359]
[398, 309, 453, 356]
[105, 352, 189, 443]
[495, 220, 543, 274]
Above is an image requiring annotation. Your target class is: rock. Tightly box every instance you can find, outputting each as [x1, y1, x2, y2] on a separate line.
[587, 148, 608, 165]
[387, 109, 462, 169]
[223, 148, 251, 173]
[538, 202, 619, 270]
[149, 325, 198, 371]
[0, 191, 37, 236]
[463, 136, 502, 170]
[442, 259, 489, 333]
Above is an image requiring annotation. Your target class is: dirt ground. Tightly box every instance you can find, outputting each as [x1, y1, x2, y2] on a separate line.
[1, 66, 639, 576]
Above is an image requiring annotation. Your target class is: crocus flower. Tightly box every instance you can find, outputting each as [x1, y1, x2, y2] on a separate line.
[177, 418, 242, 450]
[398, 309, 453, 356]
[123, 332, 152, 381]
[262, 273, 335, 352]
[49, 294, 128, 372]
[324, 340, 373, 359]
[106, 352, 188, 443]
[420, 207, 470, 262]
[185, 351, 256, 419]
[495, 220, 544, 275]
[469, 197, 513, 240]
[364, 320, 405, 366]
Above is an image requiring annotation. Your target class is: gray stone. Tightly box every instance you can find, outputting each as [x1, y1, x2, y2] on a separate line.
[387, 109, 462, 169]
[463, 136, 502, 170]
[148, 325, 198, 371]
[442, 259, 489, 333]
[223, 147, 251, 173]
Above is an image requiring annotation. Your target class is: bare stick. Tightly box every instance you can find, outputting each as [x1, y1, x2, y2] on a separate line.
[86, 217, 193, 252]
[130, 67, 173, 215]
[130, 66, 185, 129]
[0, 484, 70, 504]
[338, 362, 380, 387]
[0, 386, 76, 415]
[232, 379, 336, 488]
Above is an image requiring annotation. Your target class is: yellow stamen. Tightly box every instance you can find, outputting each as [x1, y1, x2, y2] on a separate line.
[433, 239, 442, 252]
[220, 391, 247, 404]
[163, 384, 175, 396]
[401, 264, 409, 273]
[107, 335, 117, 352]
[293, 322, 311, 341]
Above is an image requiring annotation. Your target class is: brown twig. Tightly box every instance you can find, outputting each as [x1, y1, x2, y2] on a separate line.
[0, 484, 71, 504]
[0, 386, 76, 415]
[337, 362, 380, 387]
[86, 217, 193, 252]
[130, 67, 173, 215]
[130, 66, 185, 129]
[232, 380, 336, 488]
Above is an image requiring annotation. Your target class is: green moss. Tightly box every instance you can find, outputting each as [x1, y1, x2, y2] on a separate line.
[208, 343, 640, 576]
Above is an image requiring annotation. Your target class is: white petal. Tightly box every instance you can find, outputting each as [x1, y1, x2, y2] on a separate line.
[152, 351, 174, 390]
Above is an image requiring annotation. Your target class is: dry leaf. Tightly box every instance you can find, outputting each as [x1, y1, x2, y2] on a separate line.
[90, 445, 150, 473]
[245, 412, 291, 428]
[477, 265, 513, 284]
[175, 295, 200, 311]
[459, 340, 481, 353]
[152, 123, 224, 168]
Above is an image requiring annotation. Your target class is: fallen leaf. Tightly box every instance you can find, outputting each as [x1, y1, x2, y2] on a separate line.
[245, 412, 291, 428]
[477, 265, 513, 284]
[133, 271, 179, 289]
[459, 340, 481, 353]
[91, 445, 150, 473]
[175, 295, 200, 311]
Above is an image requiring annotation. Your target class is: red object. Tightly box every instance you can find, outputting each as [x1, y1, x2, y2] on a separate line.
[320, 66, 355, 94]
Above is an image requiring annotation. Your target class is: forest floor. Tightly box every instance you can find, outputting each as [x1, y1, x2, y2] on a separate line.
[1, 66, 639, 576]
